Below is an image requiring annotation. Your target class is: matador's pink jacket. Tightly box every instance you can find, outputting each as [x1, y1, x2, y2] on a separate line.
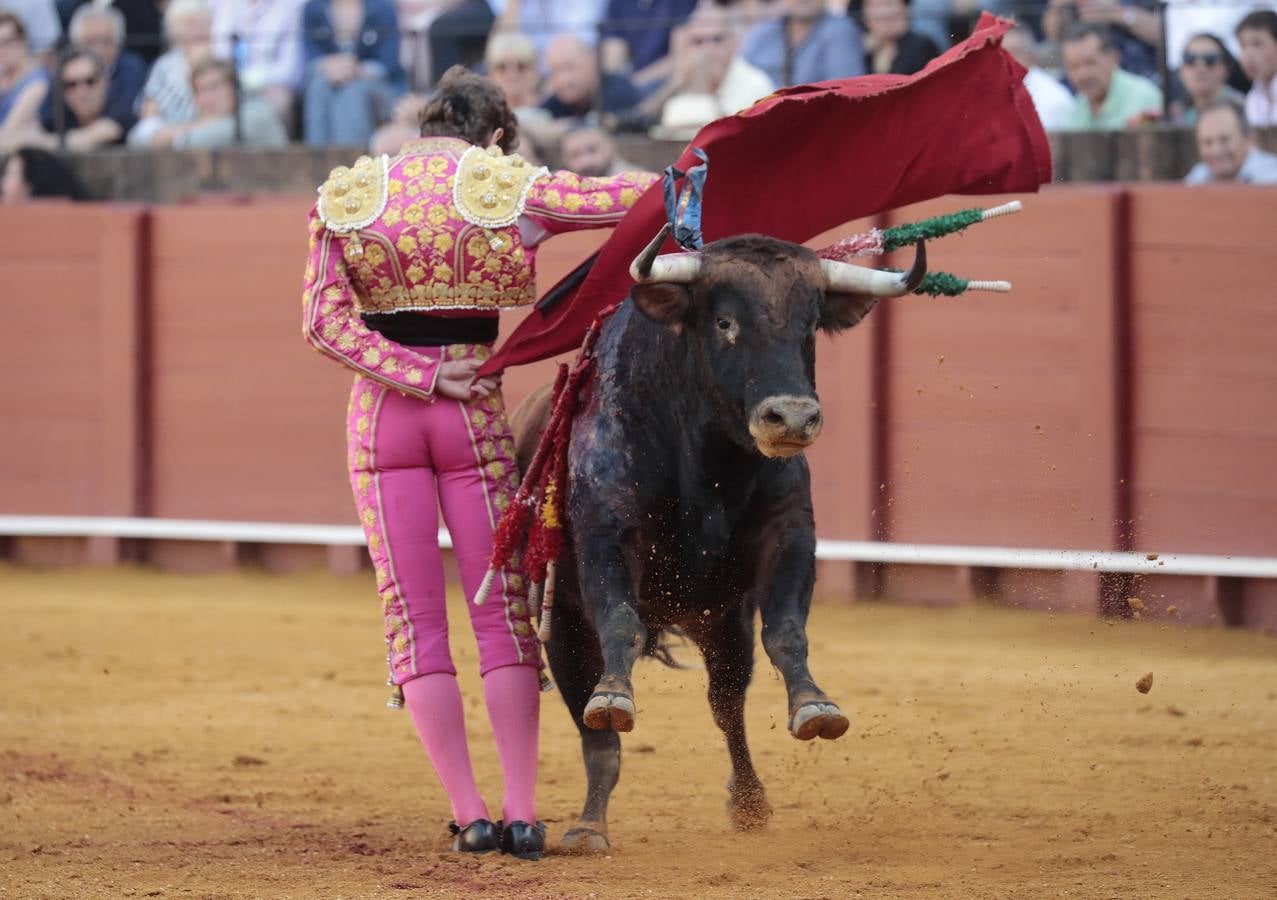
[302, 136, 658, 391]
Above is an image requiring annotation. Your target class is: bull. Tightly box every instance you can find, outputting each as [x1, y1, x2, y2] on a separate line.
[512, 227, 927, 851]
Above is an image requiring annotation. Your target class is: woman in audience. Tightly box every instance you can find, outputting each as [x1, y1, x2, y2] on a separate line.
[0, 12, 48, 144]
[849, 0, 939, 75]
[128, 0, 215, 146]
[147, 56, 288, 149]
[1172, 32, 1246, 126]
[485, 31, 542, 115]
[302, 0, 406, 146]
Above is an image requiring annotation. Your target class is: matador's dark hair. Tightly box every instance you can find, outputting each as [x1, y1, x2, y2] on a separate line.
[419, 66, 519, 154]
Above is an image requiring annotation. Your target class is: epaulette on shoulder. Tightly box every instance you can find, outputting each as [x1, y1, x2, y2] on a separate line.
[454, 145, 549, 228]
[317, 154, 389, 233]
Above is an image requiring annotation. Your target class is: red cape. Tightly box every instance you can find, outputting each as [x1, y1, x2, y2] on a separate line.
[480, 13, 1052, 376]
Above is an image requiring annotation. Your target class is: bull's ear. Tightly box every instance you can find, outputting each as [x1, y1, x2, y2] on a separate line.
[818, 292, 879, 334]
[632, 283, 692, 335]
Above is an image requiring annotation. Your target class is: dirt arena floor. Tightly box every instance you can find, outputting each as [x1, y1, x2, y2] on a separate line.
[2, 566, 1275, 899]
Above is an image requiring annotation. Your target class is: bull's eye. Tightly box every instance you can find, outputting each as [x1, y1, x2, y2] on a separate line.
[714, 314, 738, 345]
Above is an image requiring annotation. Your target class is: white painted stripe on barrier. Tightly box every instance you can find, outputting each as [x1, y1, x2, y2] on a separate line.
[813, 540, 1277, 579]
[1, 515, 1275, 579]
[0, 515, 444, 548]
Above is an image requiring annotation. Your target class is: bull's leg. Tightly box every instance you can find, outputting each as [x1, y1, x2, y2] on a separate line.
[576, 533, 645, 732]
[693, 608, 772, 830]
[759, 539, 850, 742]
[547, 598, 621, 852]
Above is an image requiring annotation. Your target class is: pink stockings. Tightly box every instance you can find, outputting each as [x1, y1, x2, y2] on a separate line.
[346, 345, 543, 826]
[404, 666, 540, 826]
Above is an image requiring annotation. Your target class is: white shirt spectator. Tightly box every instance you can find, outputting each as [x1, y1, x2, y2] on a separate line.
[660, 57, 774, 132]
[496, 0, 607, 55]
[1245, 73, 1277, 126]
[0, 0, 59, 53]
[1022, 66, 1074, 132]
[212, 0, 307, 91]
[1184, 146, 1277, 184]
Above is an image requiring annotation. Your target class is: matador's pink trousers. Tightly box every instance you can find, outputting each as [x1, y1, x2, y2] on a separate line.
[346, 343, 541, 827]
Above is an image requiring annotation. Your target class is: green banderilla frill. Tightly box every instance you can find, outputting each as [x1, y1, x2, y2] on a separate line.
[885, 269, 970, 296]
[881, 209, 985, 253]
[886, 269, 1012, 296]
[913, 271, 972, 296]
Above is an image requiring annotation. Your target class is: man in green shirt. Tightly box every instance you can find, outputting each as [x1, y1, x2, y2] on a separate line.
[1061, 22, 1162, 130]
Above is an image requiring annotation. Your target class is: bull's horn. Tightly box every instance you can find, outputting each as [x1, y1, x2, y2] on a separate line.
[630, 224, 702, 284]
[820, 239, 928, 297]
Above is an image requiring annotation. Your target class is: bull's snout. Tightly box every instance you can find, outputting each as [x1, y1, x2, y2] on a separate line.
[749, 396, 823, 458]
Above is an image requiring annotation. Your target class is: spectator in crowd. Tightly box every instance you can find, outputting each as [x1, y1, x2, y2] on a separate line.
[495, 0, 607, 56]
[147, 57, 288, 148]
[434, 0, 494, 85]
[1171, 32, 1247, 125]
[1043, 0, 1161, 80]
[58, 1, 168, 63]
[908, 0, 1017, 51]
[1002, 21, 1073, 131]
[302, 0, 405, 146]
[1237, 9, 1277, 125]
[0, 0, 59, 54]
[599, 0, 697, 87]
[641, 3, 773, 135]
[22, 48, 135, 149]
[1, 145, 90, 200]
[1184, 99, 1277, 183]
[213, 0, 306, 127]
[485, 30, 541, 114]
[0, 11, 48, 141]
[112, 0, 164, 63]
[1059, 22, 1161, 129]
[127, 0, 212, 146]
[849, 0, 939, 75]
[741, 0, 864, 88]
[62, 2, 146, 113]
[558, 118, 636, 174]
[541, 33, 639, 118]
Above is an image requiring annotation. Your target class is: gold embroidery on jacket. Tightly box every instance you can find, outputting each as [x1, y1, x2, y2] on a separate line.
[453, 145, 548, 228]
[318, 155, 390, 232]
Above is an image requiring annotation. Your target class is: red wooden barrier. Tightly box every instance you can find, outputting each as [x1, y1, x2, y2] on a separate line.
[1, 186, 1274, 628]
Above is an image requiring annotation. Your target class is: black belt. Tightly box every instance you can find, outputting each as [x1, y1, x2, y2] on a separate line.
[361, 313, 499, 347]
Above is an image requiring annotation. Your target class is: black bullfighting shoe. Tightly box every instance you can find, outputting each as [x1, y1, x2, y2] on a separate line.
[500, 820, 547, 860]
[448, 818, 501, 853]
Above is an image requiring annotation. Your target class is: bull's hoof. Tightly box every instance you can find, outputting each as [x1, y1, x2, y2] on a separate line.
[727, 785, 772, 831]
[789, 701, 850, 741]
[583, 692, 636, 732]
[561, 823, 610, 853]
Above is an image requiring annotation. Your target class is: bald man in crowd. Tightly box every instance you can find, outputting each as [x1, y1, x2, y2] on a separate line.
[541, 34, 640, 119]
[1184, 100, 1277, 185]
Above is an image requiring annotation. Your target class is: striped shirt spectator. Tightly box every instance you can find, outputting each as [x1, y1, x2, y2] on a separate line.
[128, 0, 216, 146]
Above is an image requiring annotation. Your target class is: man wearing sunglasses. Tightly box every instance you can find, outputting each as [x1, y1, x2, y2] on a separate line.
[17, 47, 134, 150]
[34, 4, 145, 137]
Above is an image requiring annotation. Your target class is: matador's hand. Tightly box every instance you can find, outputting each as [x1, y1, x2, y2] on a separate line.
[435, 359, 483, 401]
